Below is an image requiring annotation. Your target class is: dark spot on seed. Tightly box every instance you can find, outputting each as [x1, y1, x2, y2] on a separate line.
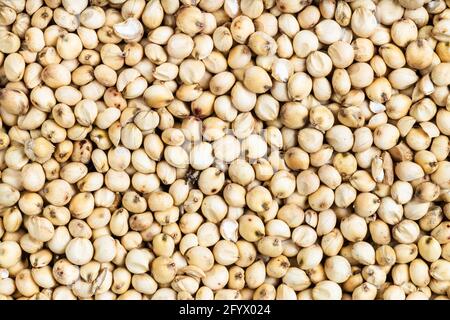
[193, 108, 202, 116]
[255, 230, 264, 237]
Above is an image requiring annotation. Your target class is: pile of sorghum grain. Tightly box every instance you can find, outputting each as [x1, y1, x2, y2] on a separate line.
[0, 0, 450, 301]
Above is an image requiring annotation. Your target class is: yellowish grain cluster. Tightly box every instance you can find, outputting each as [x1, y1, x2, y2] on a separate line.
[0, 0, 450, 300]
